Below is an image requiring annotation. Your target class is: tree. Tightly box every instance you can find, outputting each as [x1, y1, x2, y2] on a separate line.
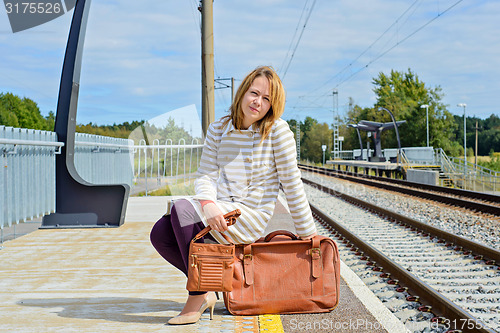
[0, 92, 51, 130]
[301, 122, 332, 163]
[45, 111, 55, 130]
[128, 117, 195, 144]
[0, 92, 22, 127]
[345, 69, 460, 155]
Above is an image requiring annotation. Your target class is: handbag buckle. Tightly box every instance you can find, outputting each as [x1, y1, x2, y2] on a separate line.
[191, 254, 197, 268]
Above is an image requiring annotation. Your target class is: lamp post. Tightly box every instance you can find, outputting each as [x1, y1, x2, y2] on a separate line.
[457, 103, 467, 174]
[321, 144, 327, 165]
[377, 107, 401, 162]
[420, 104, 429, 147]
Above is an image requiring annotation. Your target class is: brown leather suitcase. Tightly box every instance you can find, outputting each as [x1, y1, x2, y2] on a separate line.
[223, 230, 340, 315]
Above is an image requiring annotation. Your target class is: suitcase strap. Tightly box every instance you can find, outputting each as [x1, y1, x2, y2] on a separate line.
[243, 245, 254, 285]
[311, 237, 321, 279]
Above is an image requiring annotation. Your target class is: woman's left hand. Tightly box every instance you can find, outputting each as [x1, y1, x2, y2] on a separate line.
[203, 202, 228, 233]
[300, 231, 317, 240]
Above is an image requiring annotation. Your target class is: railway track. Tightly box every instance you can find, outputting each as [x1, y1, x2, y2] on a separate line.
[299, 164, 500, 217]
[304, 178, 500, 332]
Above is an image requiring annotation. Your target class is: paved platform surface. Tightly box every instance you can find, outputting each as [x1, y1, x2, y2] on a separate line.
[0, 196, 407, 332]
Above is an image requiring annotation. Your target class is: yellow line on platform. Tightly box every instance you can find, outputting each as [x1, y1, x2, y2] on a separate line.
[259, 314, 285, 332]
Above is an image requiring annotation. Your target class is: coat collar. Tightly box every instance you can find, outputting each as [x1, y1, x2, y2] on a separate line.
[222, 120, 259, 136]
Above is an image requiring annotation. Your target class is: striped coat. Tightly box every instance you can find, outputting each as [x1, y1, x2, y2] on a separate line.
[188, 117, 316, 244]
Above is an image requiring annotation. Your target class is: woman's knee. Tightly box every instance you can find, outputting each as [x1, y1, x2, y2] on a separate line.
[150, 215, 170, 247]
[171, 199, 201, 227]
[171, 199, 190, 216]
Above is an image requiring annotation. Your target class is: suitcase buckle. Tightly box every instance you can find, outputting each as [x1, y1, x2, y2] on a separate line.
[310, 248, 321, 257]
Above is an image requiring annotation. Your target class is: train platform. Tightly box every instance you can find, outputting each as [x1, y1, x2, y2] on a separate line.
[0, 196, 407, 332]
[327, 159, 400, 171]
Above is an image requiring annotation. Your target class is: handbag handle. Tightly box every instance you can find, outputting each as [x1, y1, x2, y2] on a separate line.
[192, 209, 241, 243]
[222, 209, 241, 226]
[264, 230, 299, 242]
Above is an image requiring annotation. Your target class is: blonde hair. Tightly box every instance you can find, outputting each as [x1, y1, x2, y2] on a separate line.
[223, 66, 285, 142]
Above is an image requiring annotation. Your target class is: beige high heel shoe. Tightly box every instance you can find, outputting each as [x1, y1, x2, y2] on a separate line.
[168, 292, 217, 325]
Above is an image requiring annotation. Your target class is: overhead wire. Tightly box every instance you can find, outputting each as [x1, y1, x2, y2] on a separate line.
[314, 0, 422, 93]
[280, 1, 309, 75]
[333, 0, 463, 89]
[295, 0, 464, 112]
[189, 0, 201, 33]
[281, 0, 317, 80]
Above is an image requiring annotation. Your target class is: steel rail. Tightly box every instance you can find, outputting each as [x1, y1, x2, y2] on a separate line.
[303, 177, 500, 264]
[309, 203, 495, 333]
[301, 164, 500, 203]
[300, 164, 500, 216]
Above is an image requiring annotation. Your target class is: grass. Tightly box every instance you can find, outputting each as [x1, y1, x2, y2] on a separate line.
[460, 154, 500, 172]
[134, 181, 195, 197]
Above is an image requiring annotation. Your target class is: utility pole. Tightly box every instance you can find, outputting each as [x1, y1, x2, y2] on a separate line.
[296, 119, 300, 161]
[332, 89, 339, 159]
[201, 0, 214, 136]
[475, 120, 478, 167]
[457, 103, 467, 176]
[231, 77, 234, 102]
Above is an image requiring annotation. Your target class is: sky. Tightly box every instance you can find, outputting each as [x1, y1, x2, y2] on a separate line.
[1, 0, 499, 138]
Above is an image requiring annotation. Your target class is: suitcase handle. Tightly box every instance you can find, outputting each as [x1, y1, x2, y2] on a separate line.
[264, 230, 299, 242]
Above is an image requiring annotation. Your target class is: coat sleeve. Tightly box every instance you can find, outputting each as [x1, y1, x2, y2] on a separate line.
[193, 123, 220, 202]
[271, 120, 317, 237]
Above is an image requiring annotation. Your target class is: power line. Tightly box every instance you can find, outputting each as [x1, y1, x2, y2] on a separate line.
[301, 0, 463, 103]
[280, 1, 309, 74]
[315, 0, 422, 92]
[281, 0, 317, 80]
[190, 0, 201, 33]
[333, 0, 463, 89]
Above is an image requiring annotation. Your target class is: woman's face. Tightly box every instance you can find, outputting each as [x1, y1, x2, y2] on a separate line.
[241, 75, 271, 129]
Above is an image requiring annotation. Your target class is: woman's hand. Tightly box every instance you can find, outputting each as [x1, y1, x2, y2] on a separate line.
[202, 203, 228, 233]
[300, 231, 317, 240]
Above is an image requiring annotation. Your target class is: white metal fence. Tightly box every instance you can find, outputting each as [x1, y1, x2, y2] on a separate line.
[0, 127, 135, 238]
[1, 126, 204, 239]
[1, 126, 61, 233]
[335, 147, 499, 193]
[133, 139, 203, 196]
[74, 133, 134, 186]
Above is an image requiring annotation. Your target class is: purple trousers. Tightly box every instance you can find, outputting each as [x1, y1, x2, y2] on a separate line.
[150, 199, 215, 295]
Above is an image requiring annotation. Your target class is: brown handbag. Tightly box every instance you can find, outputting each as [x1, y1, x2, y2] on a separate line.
[186, 209, 241, 292]
[223, 230, 340, 315]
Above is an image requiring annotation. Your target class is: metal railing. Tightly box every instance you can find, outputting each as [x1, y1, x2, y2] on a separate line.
[1, 126, 61, 234]
[74, 133, 134, 186]
[1, 124, 204, 244]
[326, 147, 499, 193]
[134, 139, 203, 196]
[1, 127, 135, 240]
[434, 148, 499, 192]
[399, 149, 411, 174]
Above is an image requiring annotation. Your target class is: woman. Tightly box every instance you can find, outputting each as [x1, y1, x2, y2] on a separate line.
[150, 65, 317, 325]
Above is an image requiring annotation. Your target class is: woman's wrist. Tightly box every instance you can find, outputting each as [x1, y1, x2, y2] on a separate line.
[199, 199, 215, 208]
